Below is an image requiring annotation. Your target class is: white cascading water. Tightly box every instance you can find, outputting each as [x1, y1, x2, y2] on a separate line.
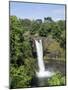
[35, 39, 53, 78]
[35, 39, 45, 71]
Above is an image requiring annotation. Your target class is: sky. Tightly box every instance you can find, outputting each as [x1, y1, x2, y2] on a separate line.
[10, 2, 65, 21]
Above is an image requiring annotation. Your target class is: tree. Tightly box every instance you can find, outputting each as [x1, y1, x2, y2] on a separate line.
[30, 20, 41, 35]
[10, 16, 24, 64]
[44, 17, 53, 23]
[39, 22, 52, 37]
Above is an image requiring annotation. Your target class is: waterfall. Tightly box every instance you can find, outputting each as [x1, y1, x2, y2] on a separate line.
[35, 39, 45, 72]
[35, 39, 53, 78]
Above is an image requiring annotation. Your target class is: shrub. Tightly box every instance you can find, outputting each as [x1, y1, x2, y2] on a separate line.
[48, 71, 65, 86]
[10, 65, 32, 88]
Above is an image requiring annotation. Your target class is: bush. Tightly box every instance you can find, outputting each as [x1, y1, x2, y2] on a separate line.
[48, 71, 65, 86]
[10, 65, 32, 88]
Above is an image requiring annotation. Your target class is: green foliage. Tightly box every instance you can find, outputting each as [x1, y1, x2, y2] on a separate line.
[30, 20, 40, 35]
[22, 41, 32, 58]
[10, 16, 24, 64]
[39, 23, 52, 37]
[24, 58, 36, 76]
[10, 16, 66, 88]
[48, 72, 65, 86]
[10, 16, 36, 88]
[10, 65, 32, 88]
[10, 58, 36, 88]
